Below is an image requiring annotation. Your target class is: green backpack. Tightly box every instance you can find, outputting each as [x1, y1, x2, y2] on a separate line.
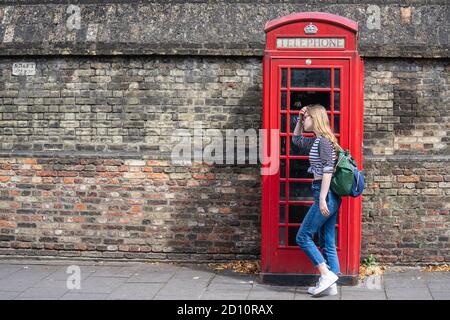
[329, 145, 359, 196]
[318, 137, 364, 197]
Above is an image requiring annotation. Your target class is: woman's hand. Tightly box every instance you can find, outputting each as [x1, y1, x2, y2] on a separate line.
[319, 198, 330, 217]
[298, 107, 308, 130]
[298, 107, 308, 117]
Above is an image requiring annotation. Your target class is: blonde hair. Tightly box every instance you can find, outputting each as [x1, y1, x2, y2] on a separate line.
[306, 104, 341, 151]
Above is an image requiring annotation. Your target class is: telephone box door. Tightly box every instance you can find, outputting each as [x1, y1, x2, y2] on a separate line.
[267, 58, 350, 274]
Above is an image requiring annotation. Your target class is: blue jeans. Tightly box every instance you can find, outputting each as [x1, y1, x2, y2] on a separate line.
[296, 181, 342, 274]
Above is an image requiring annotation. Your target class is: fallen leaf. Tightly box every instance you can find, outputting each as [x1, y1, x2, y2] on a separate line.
[420, 264, 450, 272]
[207, 260, 260, 274]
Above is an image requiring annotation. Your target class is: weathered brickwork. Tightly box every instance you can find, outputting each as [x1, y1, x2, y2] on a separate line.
[0, 157, 260, 261]
[361, 59, 450, 264]
[0, 56, 262, 155]
[0, 1, 448, 264]
[362, 159, 449, 264]
[0, 56, 263, 261]
[0, 56, 448, 264]
[363, 59, 449, 156]
[0, 2, 448, 58]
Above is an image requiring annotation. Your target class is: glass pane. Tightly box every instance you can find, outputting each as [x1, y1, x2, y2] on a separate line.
[291, 91, 331, 111]
[291, 97, 302, 111]
[280, 114, 286, 133]
[280, 159, 286, 178]
[280, 204, 286, 223]
[280, 182, 286, 201]
[334, 69, 340, 88]
[280, 136, 286, 155]
[281, 91, 287, 110]
[334, 115, 340, 134]
[291, 69, 331, 88]
[289, 159, 313, 179]
[281, 68, 287, 88]
[288, 204, 311, 224]
[279, 227, 285, 246]
[289, 182, 314, 201]
[334, 92, 340, 111]
[288, 226, 300, 246]
[289, 114, 299, 133]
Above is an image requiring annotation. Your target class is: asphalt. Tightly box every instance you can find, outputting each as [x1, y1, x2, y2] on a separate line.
[0, 259, 448, 300]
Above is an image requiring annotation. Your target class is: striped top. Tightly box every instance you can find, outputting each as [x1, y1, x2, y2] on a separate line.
[291, 135, 337, 177]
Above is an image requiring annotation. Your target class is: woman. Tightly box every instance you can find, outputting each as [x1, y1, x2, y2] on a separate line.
[292, 104, 342, 297]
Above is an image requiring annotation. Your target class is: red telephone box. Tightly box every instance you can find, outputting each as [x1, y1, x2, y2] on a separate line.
[260, 12, 364, 286]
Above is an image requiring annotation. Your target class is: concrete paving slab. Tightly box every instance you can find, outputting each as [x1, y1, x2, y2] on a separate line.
[429, 289, 450, 300]
[15, 287, 69, 299]
[60, 292, 110, 300]
[0, 259, 449, 300]
[74, 276, 127, 294]
[126, 271, 175, 283]
[107, 283, 163, 300]
[0, 291, 21, 299]
[385, 287, 433, 300]
[0, 265, 22, 279]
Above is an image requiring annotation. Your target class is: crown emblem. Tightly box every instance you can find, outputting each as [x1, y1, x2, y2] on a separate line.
[304, 23, 318, 34]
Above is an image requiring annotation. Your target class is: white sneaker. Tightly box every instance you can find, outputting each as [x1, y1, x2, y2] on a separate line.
[308, 282, 338, 296]
[310, 272, 339, 296]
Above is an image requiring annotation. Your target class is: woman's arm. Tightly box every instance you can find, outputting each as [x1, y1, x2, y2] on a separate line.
[318, 138, 337, 216]
[292, 118, 315, 149]
[320, 173, 333, 203]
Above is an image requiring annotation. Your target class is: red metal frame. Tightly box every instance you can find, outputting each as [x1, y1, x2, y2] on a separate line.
[264, 12, 358, 33]
[261, 12, 364, 283]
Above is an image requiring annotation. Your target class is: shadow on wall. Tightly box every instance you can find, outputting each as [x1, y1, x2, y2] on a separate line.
[165, 84, 263, 260]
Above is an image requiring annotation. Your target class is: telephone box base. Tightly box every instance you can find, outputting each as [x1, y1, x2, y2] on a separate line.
[259, 273, 359, 286]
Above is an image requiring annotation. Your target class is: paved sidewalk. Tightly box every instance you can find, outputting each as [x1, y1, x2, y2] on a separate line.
[0, 259, 449, 300]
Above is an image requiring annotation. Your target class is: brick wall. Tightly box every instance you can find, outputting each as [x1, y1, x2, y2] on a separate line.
[363, 60, 448, 156]
[0, 2, 448, 58]
[0, 56, 263, 261]
[0, 0, 449, 264]
[363, 159, 449, 264]
[0, 56, 448, 264]
[362, 59, 449, 264]
[0, 157, 260, 261]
